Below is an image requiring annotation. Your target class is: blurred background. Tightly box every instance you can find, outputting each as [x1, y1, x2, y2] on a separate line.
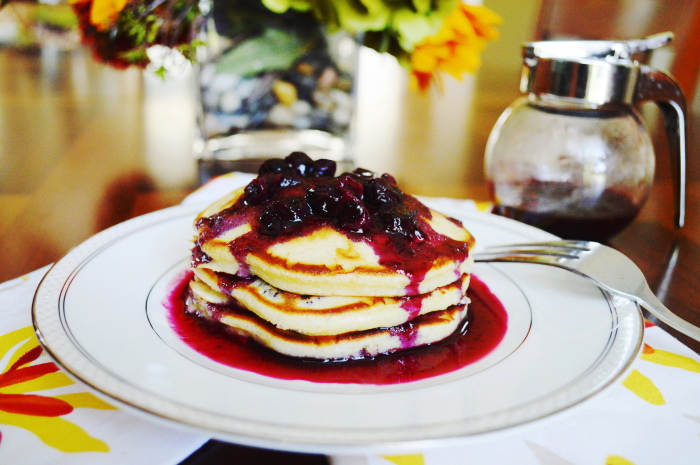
[0, 0, 699, 280]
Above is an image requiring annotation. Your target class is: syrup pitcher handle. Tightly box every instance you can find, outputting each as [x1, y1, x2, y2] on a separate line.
[635, 66, 688, 228]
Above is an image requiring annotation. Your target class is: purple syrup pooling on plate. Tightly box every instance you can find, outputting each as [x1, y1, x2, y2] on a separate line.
[166, 274, 508, 385]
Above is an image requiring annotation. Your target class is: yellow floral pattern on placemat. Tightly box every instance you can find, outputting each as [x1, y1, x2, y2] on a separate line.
[0, 326, 117, 452]
[622, 369, 664, 405]
[381, 454, 425, 465]
[605, 456, 635, 465]
[640, 342, 700, 372]
[622, 322, 700, 405]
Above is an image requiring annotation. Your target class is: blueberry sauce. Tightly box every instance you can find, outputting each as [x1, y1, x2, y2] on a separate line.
[166, 274, 508, 385]
[399, 294, 426, 320]
[192, 153, 474, 296]
[388, 321, 420, 350]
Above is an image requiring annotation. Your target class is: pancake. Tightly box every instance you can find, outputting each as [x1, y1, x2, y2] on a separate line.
[191, 267, 471, 336]
[186, 152, 476, 360]
[185, 288, 469, 361]
[192, 167, 475, 298]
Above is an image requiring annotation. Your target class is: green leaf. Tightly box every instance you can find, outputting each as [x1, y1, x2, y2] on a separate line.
[178, 39, 206, 61]
[34, 5, 79, 30]
[392, 9, 441, 50]
[288, 0, 313, 12]
[215, 28, 311, 76]
[412, 0, 432, 15]
[334, 0, 391, 32]
[261, 0, 292, 13]
[118, 49, 150, 65]
[153, 66, 168, 79]
[307, 0, 341, 30]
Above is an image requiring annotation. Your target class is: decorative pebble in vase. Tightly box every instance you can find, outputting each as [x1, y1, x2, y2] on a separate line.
[194, 0, 359, 180]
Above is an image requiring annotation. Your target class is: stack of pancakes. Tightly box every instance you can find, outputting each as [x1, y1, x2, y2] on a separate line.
[186, 154, 475, 361]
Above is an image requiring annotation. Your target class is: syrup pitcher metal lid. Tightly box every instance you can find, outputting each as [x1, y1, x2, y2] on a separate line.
[520, 32, 687, 227]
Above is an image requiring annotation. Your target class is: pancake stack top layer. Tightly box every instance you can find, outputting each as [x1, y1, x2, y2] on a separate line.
[187, 152, 476, 361]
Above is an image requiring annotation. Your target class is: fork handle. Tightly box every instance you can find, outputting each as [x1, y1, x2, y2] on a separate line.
[636, 286, 700, 342]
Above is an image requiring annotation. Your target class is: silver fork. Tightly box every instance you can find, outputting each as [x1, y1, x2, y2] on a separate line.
[474, 240, 700, 342]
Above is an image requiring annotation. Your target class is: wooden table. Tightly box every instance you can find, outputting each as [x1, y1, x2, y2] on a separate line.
[1, 45, 698, 464]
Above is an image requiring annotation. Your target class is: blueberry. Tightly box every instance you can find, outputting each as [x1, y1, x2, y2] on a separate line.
[273, 172, 303, 188]
[312, 159, 336, 177]
[336, 173, 364, 198]
[243, 178, 274, 205]
[259, 158, 294, 175]
[339, 196, 371, 232]
[260, 197, 312, 235]
[307, 186, 342, 217]
[363, 178, 402, 209]
[376, 210, 424, 241]
[352, 167, 375, 179]
[285, 151, 315, 177]
[381, 173, 398, 185]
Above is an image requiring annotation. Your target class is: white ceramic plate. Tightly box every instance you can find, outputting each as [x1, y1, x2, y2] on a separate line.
[32, 202, 643, 454]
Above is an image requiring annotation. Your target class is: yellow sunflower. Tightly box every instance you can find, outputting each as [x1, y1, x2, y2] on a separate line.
[410, 3, 502, 92]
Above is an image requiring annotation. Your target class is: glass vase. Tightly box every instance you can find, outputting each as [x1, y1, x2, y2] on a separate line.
[194, 0, 359, 181]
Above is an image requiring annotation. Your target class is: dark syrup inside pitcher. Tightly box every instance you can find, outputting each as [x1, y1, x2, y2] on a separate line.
[490, 180, 640, 242]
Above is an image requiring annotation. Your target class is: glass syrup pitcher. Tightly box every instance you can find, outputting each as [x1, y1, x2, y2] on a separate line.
[484, 32, 687, 242]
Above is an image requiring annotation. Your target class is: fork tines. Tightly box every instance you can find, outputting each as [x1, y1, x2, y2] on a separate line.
[477, 240, 598, 261]
[488, 240, 594, 251]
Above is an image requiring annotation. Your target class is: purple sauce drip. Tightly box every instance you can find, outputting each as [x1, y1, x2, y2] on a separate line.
[389, 322, 419, 349]
[400, 295, 425, 320]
